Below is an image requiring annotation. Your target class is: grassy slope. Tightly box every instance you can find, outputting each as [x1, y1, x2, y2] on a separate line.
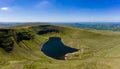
[0, 25, 120, 69]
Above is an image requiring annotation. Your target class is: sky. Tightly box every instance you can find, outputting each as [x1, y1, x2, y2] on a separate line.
[0, 0, 120, 22]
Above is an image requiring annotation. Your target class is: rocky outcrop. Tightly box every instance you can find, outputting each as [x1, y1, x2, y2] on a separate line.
[0, 29, 14, 52]
[16, 32, 34, 42]
[0, 29, 34, 52]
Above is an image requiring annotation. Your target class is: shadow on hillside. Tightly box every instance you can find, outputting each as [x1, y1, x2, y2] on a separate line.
[41, 37, 78, 60]
[37, 25, 59, 35]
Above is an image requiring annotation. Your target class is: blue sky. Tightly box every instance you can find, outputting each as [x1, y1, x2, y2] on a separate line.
[0, 0, 120, 22]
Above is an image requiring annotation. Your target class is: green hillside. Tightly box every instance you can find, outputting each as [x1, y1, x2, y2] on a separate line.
[0, 25, 120, 69]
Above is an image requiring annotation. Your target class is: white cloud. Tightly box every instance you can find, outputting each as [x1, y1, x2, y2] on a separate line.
[0, 7, 9, 11]
[36, 0, 52, 8]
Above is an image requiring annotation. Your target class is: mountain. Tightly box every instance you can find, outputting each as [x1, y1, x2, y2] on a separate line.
[0, 24, 120, 69]
[55, 22, 120, 31]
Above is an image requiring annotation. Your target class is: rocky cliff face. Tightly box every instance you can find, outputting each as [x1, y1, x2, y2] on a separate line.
[0, 29, 14, 52]
[0, 25, 61, 53]
[0, 29, 34, 52]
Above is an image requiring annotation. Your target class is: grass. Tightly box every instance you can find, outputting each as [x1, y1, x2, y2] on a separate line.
[0, 25, 120, 69]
